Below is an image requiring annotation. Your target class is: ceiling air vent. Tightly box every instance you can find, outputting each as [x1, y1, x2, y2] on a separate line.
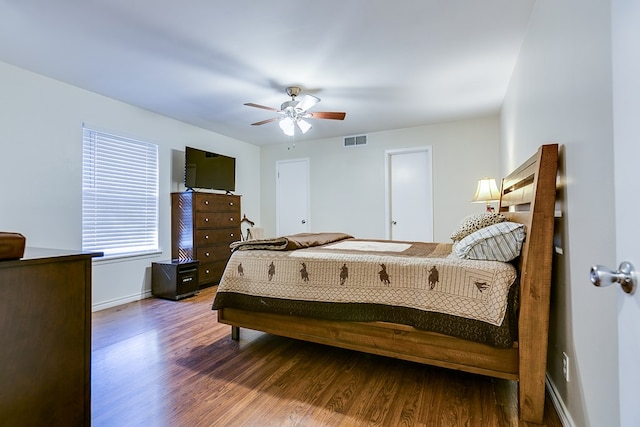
[343, 135, 367, 147]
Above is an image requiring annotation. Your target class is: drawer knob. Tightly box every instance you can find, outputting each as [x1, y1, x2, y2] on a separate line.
[230, 217, 234, 221]
[205, 235, 209, 239]
[205, 217, 209, 222]
[205, 252, 210, 257]
[205, 269, 210, 274]
[230, 233, 234, 237]
[204, 200, 209, 205]
[229, 202, 234, 206]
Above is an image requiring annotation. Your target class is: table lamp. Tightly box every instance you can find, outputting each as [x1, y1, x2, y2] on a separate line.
[472, 177, 500, 212]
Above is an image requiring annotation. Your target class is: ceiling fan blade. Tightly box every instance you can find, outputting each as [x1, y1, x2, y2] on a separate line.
[296, 94, 320, 112]
[244, 102, 280, 112]
[251, 117, 280, 126]
[309, 111, 346, 120]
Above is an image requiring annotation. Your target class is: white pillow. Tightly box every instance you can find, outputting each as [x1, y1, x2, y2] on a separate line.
[454, 222, 525, 262]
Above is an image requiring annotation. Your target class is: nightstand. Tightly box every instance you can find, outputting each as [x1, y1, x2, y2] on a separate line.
[152, 259, 199, 300]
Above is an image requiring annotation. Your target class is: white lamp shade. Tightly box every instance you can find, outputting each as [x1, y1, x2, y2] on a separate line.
[296, 119, 312, 134]
[279, 117, 295, 136]
[472, 178, 501, 203]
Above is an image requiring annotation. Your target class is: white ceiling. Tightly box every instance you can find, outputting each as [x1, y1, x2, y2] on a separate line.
[0, 0, 535, 145]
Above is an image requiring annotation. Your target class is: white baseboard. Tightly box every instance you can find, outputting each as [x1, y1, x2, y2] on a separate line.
[546, 374, 577, 427]
[92, 290, 152, 312]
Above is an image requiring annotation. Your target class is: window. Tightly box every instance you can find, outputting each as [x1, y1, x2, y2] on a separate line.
[82, 126, 159, 258]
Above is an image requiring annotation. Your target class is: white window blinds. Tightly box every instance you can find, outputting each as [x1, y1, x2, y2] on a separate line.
[82, 127, 159, 257]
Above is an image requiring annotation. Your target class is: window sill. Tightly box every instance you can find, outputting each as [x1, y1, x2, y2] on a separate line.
[91, 250, 163, 265]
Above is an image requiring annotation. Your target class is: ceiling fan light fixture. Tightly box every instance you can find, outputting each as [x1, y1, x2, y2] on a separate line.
[245, 86, 346, 136]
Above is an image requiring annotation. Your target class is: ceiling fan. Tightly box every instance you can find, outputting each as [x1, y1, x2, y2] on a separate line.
[244, 87, 346, 136]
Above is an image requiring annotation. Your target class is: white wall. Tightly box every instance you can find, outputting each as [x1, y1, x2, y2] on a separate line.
[0, 61, 261, 310]
[260, 116, 500, 242]
[501, 0, 617, 425]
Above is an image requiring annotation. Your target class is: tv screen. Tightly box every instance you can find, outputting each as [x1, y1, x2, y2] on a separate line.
[184, 147, 236, 192]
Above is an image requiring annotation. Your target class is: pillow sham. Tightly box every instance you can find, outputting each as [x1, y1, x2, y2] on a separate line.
[450, 212, 507, 242]
[454, 221, 525, 262]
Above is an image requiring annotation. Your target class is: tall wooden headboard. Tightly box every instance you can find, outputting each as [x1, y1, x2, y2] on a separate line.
[498, 143, 559, 422]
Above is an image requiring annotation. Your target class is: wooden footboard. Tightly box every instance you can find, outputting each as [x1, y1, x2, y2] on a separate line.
[216, 143, 558, 424]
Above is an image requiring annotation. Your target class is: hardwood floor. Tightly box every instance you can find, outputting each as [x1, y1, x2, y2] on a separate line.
[92, 287, 563, 427]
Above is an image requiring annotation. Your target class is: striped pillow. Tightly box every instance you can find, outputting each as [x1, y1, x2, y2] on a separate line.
[454, 222, 525, 262]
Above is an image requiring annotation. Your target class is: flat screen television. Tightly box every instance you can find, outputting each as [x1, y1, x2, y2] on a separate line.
[184, 146, 236, 192]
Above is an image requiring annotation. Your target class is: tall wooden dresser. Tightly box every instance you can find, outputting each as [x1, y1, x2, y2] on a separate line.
[171, 192, 241, 287]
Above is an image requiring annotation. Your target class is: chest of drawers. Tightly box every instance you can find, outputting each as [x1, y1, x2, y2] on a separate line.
[171, 192, 241, 287]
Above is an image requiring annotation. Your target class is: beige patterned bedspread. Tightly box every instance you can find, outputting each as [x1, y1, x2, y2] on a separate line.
[215, 239, 517, 326]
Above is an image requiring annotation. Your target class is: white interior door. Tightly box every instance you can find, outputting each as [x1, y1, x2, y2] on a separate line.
[276, 158, 310, 236]
[386, 147, 433, 242]
[612, 2, 640, 425]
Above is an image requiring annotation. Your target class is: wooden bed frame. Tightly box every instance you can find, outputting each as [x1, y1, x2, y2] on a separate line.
[218, 143, 558, 424]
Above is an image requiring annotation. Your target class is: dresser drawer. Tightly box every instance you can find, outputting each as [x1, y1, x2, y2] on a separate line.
[195, 212, 240, 229]
[195, 228, 240, 246]
[194, 194, 240, 213]
[199, 260, 228, 285]
[196, 244, 233, 263]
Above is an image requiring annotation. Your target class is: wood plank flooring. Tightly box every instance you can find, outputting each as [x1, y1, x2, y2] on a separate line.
[91, 286, 563, 427]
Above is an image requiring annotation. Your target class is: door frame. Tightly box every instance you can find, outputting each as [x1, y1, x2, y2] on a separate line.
[384, 146, 433, 240]
[275, 158, 310, 237]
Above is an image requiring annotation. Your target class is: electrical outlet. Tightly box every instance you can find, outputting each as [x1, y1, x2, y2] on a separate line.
[562, 352, 570, 382]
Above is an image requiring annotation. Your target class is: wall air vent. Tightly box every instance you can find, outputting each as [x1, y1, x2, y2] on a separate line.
[343, 135, 367, 147]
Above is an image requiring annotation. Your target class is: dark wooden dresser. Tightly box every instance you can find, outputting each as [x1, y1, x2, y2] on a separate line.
[171, 192, 241, 287]
[0, 248, 100, 426]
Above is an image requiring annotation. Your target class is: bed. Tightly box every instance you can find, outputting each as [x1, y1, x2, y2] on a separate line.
[212, 143, 558, 424]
